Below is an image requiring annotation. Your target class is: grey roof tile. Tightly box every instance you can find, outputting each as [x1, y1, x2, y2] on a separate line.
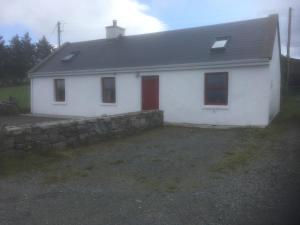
[30, 15, 278, 74]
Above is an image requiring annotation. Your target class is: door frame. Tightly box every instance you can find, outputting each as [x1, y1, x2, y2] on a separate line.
[141, 75, 159, 111]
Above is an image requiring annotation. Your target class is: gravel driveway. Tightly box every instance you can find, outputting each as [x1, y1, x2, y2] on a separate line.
[0, 121, 299, 225]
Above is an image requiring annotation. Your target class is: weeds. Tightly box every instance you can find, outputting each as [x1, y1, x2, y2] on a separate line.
[211, 89, 300, 173]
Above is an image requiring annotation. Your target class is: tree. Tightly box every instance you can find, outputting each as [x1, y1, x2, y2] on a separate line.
[5, 33, 36, 84]
[0, 36, 6, 83]
[0, 33, 54, 86]
[36, 36, 54, 62]
[7, 35, 23, 84]
[21, 32, 36, 78]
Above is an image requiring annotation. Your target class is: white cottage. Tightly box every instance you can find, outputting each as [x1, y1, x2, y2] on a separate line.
[29, 15, 281, 127]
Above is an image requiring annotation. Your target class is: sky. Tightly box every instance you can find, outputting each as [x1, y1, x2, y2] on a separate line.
[0, 0, 299, 58]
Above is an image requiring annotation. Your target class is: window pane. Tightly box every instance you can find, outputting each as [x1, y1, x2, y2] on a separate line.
[54, 79, 65, 102]
[206, 73, 227, 88]
[102, 77, 116, 103]
[206, 89, 227, 105]
[205, 73, 228, 105]
[211, 39, 228, 49]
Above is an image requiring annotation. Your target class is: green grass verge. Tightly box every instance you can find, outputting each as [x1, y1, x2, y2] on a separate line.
[0, 149, 78, 178]
[0, 85, 30, 111]
[211, 147, 260, 173]
[211, 88, 300, 173]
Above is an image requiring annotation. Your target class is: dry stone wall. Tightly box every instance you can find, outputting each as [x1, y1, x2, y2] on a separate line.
[0, 111, 163, 152]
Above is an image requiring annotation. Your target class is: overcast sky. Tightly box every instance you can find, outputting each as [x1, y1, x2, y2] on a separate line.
[0, 0, 299, 58]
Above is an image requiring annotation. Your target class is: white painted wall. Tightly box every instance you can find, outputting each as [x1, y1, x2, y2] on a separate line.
[31, 63, 272, 126]
[268, 30, 281, 121]
[31, 73, 141, 117]
[157, 66, 270, 126]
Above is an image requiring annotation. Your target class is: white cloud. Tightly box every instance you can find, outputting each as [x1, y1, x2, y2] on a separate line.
[254, 0, 300, 58]
[0, 0, 166, 43]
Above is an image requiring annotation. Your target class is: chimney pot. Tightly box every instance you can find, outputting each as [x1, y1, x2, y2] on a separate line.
[106, 20, 125, 39]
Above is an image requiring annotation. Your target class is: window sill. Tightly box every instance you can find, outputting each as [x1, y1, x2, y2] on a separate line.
[202, 105, 229, 110]
[100, 103, 117, 107]
[52, 101, 67, 105]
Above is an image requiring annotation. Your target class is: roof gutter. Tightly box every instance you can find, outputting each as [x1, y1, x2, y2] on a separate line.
[29, 58, 270, 78]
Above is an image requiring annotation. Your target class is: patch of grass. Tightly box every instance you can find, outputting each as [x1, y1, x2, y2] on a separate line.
[0, 85, 30, 111]
[211, 146, 260, 173]
[134, 176, 161, 191]
[211, 89, 300, 173]
[150, 157, 162, 163]
[109, 159, 127, 165]
[134, 174, 181, 193]
[266, 88, 300, 132]
[164, 177, 181, 193]
[136, 175, 147, 183]
[0, 148, 93, 183]
[146, 178, 162, 191]
[0, 148, 81, 178]
[84, 165, 95, 171]
[44, 169, 89, 184]
[165, 184, 178, 193]
[211, 131, 263, 173]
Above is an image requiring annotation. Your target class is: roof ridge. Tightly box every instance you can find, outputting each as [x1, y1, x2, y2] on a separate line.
[68, 16, 270, 45]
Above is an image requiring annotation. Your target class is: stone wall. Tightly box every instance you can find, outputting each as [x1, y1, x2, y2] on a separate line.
[0, 111, 163, 152]
[0, 101, 19, 116]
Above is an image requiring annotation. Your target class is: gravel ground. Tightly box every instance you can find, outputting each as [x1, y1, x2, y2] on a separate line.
[0, 115, 66, 127]
[0, 123, 299, 225]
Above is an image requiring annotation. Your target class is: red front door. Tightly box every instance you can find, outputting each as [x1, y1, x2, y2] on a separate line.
[142, 76, 159, 110]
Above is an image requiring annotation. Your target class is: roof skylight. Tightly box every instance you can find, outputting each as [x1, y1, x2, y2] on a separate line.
[211, 38, 229, 50]
[61, 51, 80, 62]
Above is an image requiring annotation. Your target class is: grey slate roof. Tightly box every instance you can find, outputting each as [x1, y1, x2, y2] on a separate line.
[30, 15, 278, 74]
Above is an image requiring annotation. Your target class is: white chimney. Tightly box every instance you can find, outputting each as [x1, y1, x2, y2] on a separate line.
[106, 20, 125, 39]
